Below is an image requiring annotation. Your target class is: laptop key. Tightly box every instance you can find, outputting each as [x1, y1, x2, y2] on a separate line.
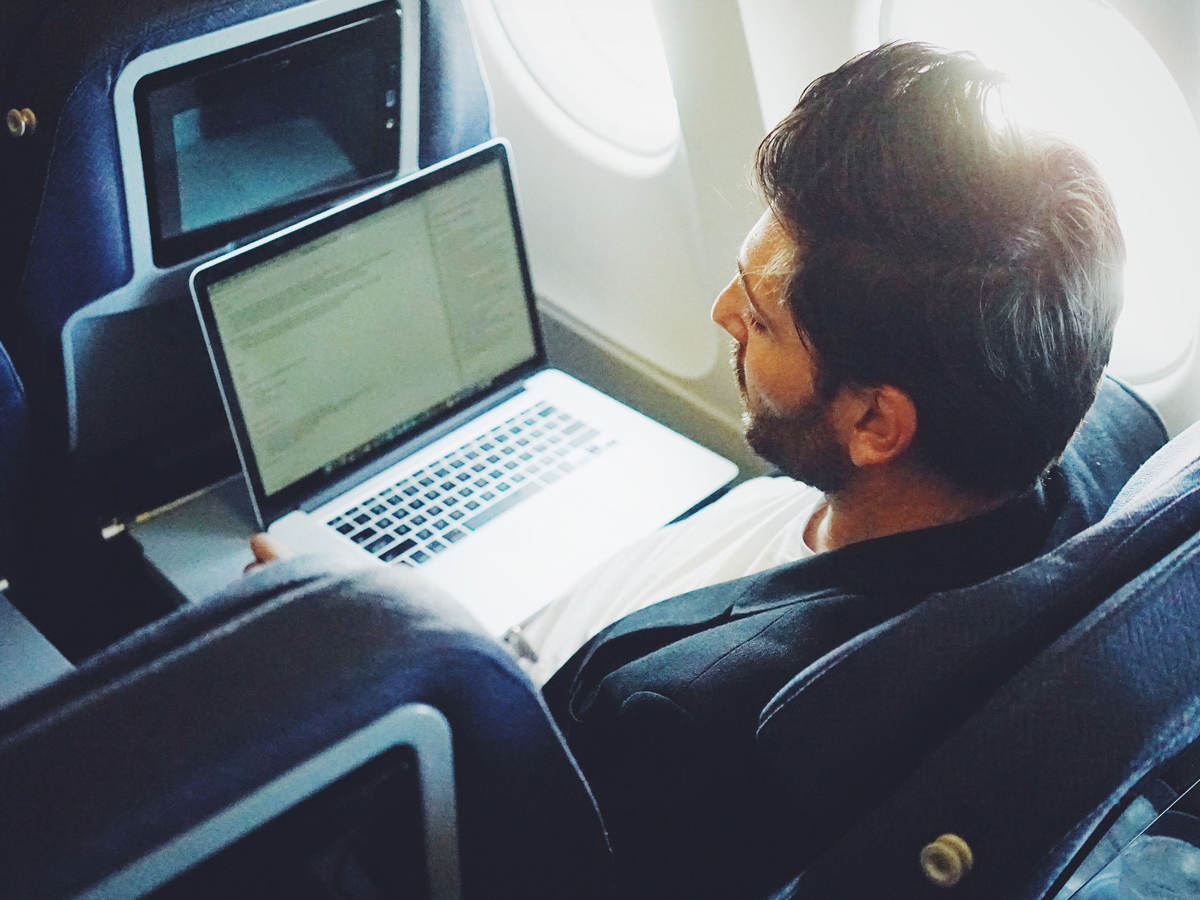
[411, 550, 429, 565]
[568, 427, 601, 448]
[463, 483, 544, 532]
[380, 539, 417, 563]
[349, 527, 377, 544]
[365, 534, 394, 554]
[335, 522, 355, 535]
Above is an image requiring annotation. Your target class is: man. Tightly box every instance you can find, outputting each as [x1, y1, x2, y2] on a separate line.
[535, 41, 1126, 898]
[252, 42, 1132, 899]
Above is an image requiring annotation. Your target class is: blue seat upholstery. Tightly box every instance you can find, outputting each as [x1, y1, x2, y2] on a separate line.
[0, 338, 27, 587]
[759, 417, 1200, 899]
[1039, 374, 1168, 551]
[0, 561, 612, 899]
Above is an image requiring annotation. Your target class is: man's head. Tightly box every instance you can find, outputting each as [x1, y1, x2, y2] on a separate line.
[714, 42, 1125, 498]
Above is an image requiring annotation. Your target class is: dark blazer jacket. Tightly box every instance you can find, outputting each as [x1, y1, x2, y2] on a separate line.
[541, 377, 1166, 900]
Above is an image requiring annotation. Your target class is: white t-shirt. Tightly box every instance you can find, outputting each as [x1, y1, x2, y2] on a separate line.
[512, 476, 824, 684]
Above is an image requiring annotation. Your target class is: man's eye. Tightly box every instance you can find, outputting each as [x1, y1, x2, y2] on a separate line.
[747, 311, 768, 333]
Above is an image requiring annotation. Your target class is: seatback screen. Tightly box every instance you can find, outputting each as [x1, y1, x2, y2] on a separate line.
[146, 746, 428, 899]
[136, 3, 401, 267]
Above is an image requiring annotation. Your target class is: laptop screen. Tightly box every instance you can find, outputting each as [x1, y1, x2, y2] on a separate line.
[194, 144, 541, 518]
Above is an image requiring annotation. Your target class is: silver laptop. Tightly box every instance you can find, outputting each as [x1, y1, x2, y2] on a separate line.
[186, 140, 736, 634]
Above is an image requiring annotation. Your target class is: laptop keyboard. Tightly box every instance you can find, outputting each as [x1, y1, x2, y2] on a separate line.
[325, 401, 613, 568]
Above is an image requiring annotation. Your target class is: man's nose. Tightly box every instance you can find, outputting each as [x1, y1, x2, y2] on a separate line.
[711, 280, 748, 345]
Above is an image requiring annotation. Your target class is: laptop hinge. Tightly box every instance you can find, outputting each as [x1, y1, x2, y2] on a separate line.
[298, 380, 530, 513]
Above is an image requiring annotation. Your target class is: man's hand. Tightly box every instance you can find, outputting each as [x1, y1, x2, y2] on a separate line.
[245, 533, 293, 573]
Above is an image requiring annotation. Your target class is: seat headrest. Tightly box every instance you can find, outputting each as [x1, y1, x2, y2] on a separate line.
[1110, 419, 1200, 517]
[1040, 375, 1167, 551]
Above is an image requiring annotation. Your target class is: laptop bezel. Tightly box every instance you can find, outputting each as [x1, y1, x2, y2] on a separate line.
[189, 139, 546, 529]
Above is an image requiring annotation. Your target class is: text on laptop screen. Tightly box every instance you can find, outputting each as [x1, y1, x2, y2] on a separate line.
[205, 159, 538, 496]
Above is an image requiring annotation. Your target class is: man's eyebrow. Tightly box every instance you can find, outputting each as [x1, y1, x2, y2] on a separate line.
[736, 258, 767, 319]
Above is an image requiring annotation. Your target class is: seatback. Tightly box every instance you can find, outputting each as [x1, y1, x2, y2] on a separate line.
[757, 419, 1200, 898]
[1, 0, 491, 523]
[0, 337, 27, 588]
[0, 560, 612, 899]
[1, 0, 491, 649]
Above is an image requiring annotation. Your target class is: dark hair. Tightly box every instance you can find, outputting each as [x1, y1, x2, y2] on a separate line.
[754, 41, 1125, 495]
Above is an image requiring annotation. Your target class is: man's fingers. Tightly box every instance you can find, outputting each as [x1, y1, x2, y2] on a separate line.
[245, 533, 293, 573]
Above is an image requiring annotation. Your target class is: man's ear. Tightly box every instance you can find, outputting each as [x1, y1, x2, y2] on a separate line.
[834, 384, 918, 468]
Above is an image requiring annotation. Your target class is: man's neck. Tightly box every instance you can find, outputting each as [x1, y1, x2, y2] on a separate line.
[803, 468, 1006, 554]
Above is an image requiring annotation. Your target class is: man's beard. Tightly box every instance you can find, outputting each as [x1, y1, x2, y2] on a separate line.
[733, 344, 853, 493]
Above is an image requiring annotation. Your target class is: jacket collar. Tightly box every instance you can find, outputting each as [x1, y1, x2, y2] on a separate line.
[546, 479, 1058, 716]
[728, 479, 1054, 615]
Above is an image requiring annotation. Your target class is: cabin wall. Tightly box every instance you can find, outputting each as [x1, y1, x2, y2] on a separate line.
[464, 0, 1200, 461]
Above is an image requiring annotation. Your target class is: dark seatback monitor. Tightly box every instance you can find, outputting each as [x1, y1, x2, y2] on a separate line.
[134, 1, 403, 268]
[73, 704, 461, 900]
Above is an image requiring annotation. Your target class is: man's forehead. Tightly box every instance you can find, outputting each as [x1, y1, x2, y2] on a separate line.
[739, 213, 799, 287]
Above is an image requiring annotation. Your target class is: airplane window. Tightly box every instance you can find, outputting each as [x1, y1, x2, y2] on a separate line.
[879, 0, 1200, 384]
[489, 0, 680, 158]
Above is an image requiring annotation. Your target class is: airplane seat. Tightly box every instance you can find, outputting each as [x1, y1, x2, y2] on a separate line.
[0, 337, 27, 590]
[0, 0, 491, 651]
[0, 560, 612, 899]
[1040, 374, 1168, 551]
[756, 415, 1200, 898]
